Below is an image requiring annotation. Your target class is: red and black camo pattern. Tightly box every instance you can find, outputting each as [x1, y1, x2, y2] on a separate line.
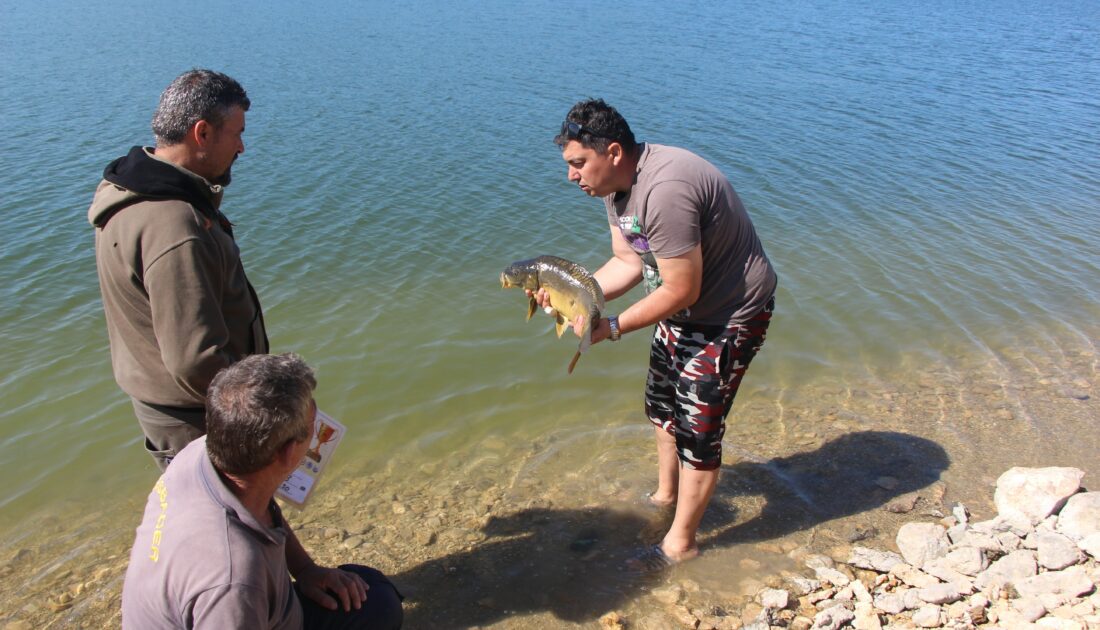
[645, 298, 774, 471]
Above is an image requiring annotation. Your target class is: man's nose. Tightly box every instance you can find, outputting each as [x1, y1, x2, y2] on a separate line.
[567, 167, 580, 182]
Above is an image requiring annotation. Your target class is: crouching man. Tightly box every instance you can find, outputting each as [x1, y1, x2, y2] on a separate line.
[122, 353, 403, 629]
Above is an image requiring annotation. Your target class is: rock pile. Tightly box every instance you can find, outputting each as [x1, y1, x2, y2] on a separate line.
[742, 466, 1099, 629]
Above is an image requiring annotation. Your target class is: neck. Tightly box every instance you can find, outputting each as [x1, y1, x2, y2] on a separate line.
[221, 470, 281, 527]
[614, 145, 643, 194]
[153, 144, 208, 181]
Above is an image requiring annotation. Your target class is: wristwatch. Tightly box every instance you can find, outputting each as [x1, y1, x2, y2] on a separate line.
[607, 315, 621, 341]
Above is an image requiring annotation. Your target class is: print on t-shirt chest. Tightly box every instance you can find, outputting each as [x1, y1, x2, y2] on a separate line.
[617, 216, 662, 293]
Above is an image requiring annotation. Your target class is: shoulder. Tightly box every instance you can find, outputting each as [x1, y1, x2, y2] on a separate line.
[106, 197, 213, 236]
[643, 145, 721, 179]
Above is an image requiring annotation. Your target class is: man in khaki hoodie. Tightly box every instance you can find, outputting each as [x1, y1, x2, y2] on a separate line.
[88, 69, 268, 470]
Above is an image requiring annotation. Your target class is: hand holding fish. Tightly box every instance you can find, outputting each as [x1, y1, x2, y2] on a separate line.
[525, 287, 613, 343]
[502, 255, 606, 373]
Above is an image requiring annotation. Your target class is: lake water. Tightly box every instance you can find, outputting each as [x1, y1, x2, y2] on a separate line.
[1, 0, 1098, 626]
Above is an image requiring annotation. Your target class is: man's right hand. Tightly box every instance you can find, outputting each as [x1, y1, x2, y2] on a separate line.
[525, 288, 553, 311]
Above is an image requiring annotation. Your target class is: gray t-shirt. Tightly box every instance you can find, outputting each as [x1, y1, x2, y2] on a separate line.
[122, 437, 303, 629]
[605, 143, 777, 326]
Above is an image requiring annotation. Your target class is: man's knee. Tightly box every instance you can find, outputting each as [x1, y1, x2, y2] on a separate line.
[337, 565, 404, 630]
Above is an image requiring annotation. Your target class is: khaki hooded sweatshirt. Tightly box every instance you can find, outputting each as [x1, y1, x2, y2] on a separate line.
[88, 146, 268, 408]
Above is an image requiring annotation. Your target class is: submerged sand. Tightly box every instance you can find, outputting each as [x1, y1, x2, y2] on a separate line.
[1, 346, 1095, 629]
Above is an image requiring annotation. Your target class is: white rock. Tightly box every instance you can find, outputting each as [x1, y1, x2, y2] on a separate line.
[994, 467, 1084, 525]
[912, 604, 943, 628]
[917, 582, 968, 605]
[849, 546, 904, 573]
[888, 560, 941, 589]
[1035, 618, 1085, 630]
[804, 554, 836, 570]
[896, 522, 950, 567]
[852, 602, 881, 630]
[1012, 595, 1048, 622]
[952, 503, 970, 524]
[951, 529, 1002, 553]
[1014, 566, 1094, 603]
[758, 588, 789, 610]
[1036, 530, 1085, 570]
[1056, 491, 1100, 541]
[890, 563, 942, 589]
[922, 557, 975, 589]
[787, 576, 822, 596]
[975, 549, 1037, 592]
[946, 521, 968, 545]
[873, 591, 907, 615]
[903, 588, 925, 611]
[811, 605, 854, 630]
[850, 578, 873, 604]
[814, 566, 851, 587]
[834, 586, 855, 602]
[946, 600, 969, 622]
[996, 530, 1024, 552]
[942, 546, 988, 576]
[1078, 533, 1100, 558]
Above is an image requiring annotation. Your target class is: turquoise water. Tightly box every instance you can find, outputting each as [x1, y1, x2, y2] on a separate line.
[1, 0, 1098, 562]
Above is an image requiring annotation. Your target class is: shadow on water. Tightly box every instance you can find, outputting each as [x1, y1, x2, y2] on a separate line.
[392, 431, 949, 628]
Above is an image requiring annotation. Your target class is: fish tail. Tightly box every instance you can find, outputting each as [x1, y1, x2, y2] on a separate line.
[567, 351, 582, 374]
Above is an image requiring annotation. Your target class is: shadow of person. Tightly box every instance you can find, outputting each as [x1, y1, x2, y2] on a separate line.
[390, 505, 663, 628]
[389, 431, 948, 627]
[703, 430, 951, 547]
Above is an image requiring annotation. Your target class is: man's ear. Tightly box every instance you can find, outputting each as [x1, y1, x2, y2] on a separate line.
[276, 437, 302, 469]
[190, 119, 212, 148]
[607, 142, 624, 165]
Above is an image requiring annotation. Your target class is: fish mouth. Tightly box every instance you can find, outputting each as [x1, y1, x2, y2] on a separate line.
[500, 273, 511, 288]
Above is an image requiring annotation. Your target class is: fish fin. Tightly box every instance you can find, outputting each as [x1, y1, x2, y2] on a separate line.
[526, 296, 537, 321]
[567, 351, 582, 374]
[577, 321, 593, 354]
[554, 313, 566, 338]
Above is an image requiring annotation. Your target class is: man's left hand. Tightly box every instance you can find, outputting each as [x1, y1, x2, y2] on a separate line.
[296, 565, 369, 612]
[572, 315, 611, 344]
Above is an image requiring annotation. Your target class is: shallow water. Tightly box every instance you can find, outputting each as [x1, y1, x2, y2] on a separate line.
[1, 0, 1099, 626]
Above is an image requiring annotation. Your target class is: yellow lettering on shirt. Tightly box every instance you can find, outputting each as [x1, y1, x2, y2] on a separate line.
[148, 479, 168, 563]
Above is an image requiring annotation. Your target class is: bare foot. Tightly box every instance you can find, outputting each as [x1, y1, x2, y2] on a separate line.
[658, 542, 699, 563]
[646, 491, 677, 507]
[624, 542, 699, 572]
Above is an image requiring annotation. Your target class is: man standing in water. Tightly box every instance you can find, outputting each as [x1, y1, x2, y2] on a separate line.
[546, 99, 777, 567]
[122, 353, 403, 629]
[88, 69, 268, 469]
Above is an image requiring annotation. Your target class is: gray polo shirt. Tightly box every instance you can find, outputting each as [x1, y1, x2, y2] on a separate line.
[122, 437, 303, 629]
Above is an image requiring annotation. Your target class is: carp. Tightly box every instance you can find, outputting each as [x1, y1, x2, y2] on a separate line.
[500, 255, 606, 374]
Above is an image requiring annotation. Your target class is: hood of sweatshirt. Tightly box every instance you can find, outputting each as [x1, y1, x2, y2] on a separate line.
[87, 146, 227, 229]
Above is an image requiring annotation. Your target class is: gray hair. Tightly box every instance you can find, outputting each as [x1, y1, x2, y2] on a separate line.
[151, 68, 251, 146]
[206, 353, 316, 475]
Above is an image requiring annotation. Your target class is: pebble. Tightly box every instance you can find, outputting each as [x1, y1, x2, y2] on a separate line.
[721, 466, 1100, 630]
[883, 494, 919, 513]
[598, 611, 625, 629]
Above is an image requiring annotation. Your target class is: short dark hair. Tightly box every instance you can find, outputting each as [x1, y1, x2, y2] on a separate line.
[206, 353, 316, 475]
[553, 98, 637, 153]
[151, 69, 251, 146]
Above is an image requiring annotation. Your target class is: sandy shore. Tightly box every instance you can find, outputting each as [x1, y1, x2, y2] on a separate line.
[1, 348, 1095, 629]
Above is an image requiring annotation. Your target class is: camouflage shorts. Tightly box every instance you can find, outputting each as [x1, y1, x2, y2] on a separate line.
[645, 297, 774, 471]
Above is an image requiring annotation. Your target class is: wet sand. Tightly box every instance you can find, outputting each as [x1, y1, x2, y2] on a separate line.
[1, 344, 1095, 629]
